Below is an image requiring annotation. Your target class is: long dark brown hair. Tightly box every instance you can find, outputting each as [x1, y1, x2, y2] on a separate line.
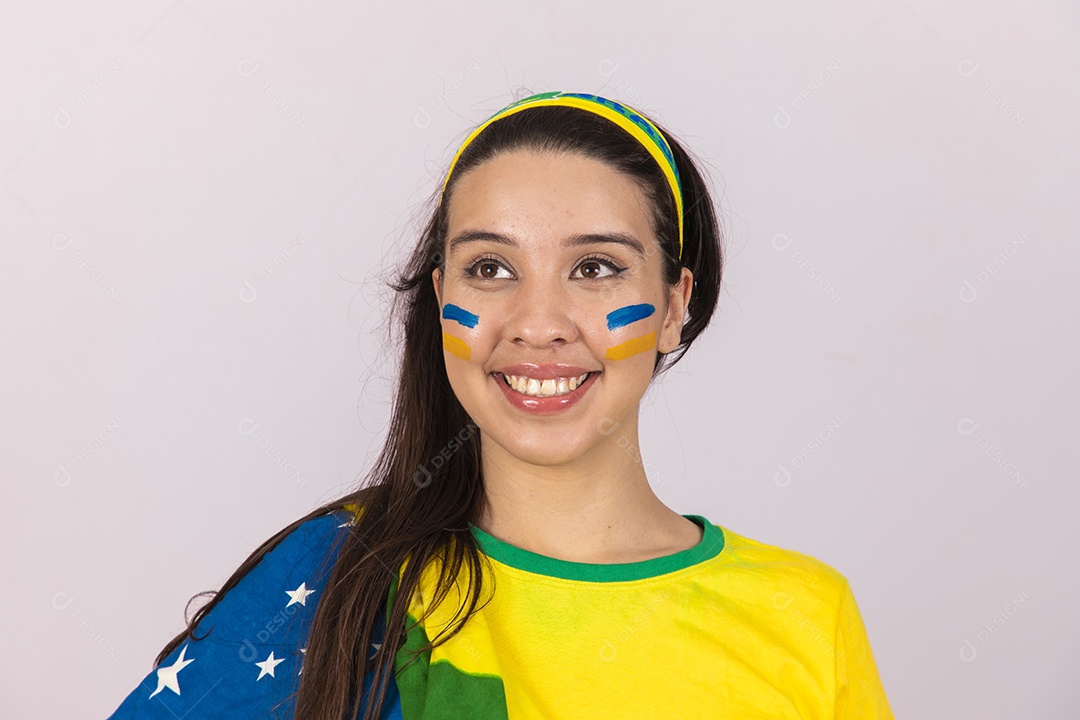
[153, 99, 725, 720]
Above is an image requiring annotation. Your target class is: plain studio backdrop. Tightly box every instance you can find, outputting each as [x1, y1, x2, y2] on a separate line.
[2, 1, 1078, 717]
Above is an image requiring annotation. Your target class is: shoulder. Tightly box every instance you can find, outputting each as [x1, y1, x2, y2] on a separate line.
[710, 521, 850, 616]
[106, 507, 361, 719]
[706, 522, 896, 716]
[233, 508, 357, 588]
[197, 507, 359, 636]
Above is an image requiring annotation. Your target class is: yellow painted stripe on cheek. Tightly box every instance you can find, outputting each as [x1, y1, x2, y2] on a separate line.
[604, 331, 657, 361]
[442, 332, 471, 360]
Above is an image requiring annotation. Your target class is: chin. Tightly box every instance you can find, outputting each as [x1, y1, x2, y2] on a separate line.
[491, 431, 596, 467]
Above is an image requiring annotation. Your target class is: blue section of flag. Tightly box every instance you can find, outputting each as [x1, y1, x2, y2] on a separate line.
[606, 303, 655, 330]
[106, 511, 404, 719]
[442, 303, 479, 329]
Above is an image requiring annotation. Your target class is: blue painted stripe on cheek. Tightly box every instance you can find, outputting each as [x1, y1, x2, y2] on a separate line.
[442, 303, 480, 329]
[606, 303, 655, 330]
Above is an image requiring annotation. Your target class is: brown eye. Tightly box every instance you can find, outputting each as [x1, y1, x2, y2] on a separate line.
[579, 261, 602, 279]
[572, 257, 622, 280]
[467, 259, 511, 280]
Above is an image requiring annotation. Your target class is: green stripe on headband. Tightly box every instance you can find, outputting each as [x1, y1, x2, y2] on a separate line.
[440, 91, 684, 260]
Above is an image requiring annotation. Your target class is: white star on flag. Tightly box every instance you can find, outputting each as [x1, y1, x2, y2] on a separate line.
[255, 651, 285, 680]
[149, 644, 194, 698]
[285, 582, 315, 607]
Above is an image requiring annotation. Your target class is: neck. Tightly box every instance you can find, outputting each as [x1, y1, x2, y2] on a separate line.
[474, 419, 700, 564]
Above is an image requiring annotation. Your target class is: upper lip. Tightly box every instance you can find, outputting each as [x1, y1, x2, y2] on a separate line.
[493, 363, 600, 380]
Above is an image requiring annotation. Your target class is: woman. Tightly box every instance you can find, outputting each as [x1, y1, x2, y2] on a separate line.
[107, 91, 895, 719]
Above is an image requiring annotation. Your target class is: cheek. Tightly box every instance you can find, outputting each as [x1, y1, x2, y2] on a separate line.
[602, 303, 657, 361]
[441, 302, 481, 362]
[440, 300, 661, 364]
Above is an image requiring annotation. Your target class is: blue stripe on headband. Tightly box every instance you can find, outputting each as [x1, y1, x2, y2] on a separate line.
[562, 93, 680, 183]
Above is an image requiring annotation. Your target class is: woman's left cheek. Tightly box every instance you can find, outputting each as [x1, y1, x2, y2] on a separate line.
[602, 303, 657, 361]
[441, 303, 481, 361]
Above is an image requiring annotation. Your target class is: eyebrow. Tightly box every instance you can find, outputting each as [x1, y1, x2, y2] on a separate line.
[447, 230, 646, 258]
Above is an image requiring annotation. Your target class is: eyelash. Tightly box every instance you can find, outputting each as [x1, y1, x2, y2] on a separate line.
[463, 254, 627, 280]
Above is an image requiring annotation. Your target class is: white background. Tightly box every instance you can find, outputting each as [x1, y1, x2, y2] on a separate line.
[2, 1, 1078, 717]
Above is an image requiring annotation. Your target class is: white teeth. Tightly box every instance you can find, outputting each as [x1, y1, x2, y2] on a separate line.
[503, 372, 590, 398]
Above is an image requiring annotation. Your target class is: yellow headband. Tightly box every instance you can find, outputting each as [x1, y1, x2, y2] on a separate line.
[440, 91, 684, 260]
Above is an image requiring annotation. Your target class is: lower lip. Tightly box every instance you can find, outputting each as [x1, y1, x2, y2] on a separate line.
[493, 372, 600, 415]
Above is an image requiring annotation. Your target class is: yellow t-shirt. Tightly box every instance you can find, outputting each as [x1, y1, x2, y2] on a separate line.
[389, 513, 896, 719]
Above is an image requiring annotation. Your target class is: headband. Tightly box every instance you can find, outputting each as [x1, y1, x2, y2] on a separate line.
[440, 91, 684, 260]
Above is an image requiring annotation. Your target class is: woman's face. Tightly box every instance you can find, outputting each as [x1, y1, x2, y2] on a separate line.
[433, 148, 692, 467]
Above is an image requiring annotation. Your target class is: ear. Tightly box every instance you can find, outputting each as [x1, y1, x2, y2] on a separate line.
[432, 267, 443, 308]
[658, 268, 693, 354]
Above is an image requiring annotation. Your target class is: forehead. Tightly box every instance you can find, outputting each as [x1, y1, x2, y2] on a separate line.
[445, 149, 655, 243]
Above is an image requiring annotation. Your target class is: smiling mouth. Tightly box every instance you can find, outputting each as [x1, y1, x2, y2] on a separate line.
[498, 372, 594, 398]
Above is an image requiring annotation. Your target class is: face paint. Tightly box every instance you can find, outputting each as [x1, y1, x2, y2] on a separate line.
[442, 303, 480, 329]
[441, 304, 477, 361]
[603, 303, 657, 360]
[442, 332, 471, 360]
[606, 303, 655, 330]
[604, 331, 657, 361]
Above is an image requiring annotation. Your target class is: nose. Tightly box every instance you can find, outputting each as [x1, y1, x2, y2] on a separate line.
[501, 276, 580, 349]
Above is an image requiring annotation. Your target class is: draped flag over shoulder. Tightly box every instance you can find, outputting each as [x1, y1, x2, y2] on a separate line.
[106, 511, 403, 719]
